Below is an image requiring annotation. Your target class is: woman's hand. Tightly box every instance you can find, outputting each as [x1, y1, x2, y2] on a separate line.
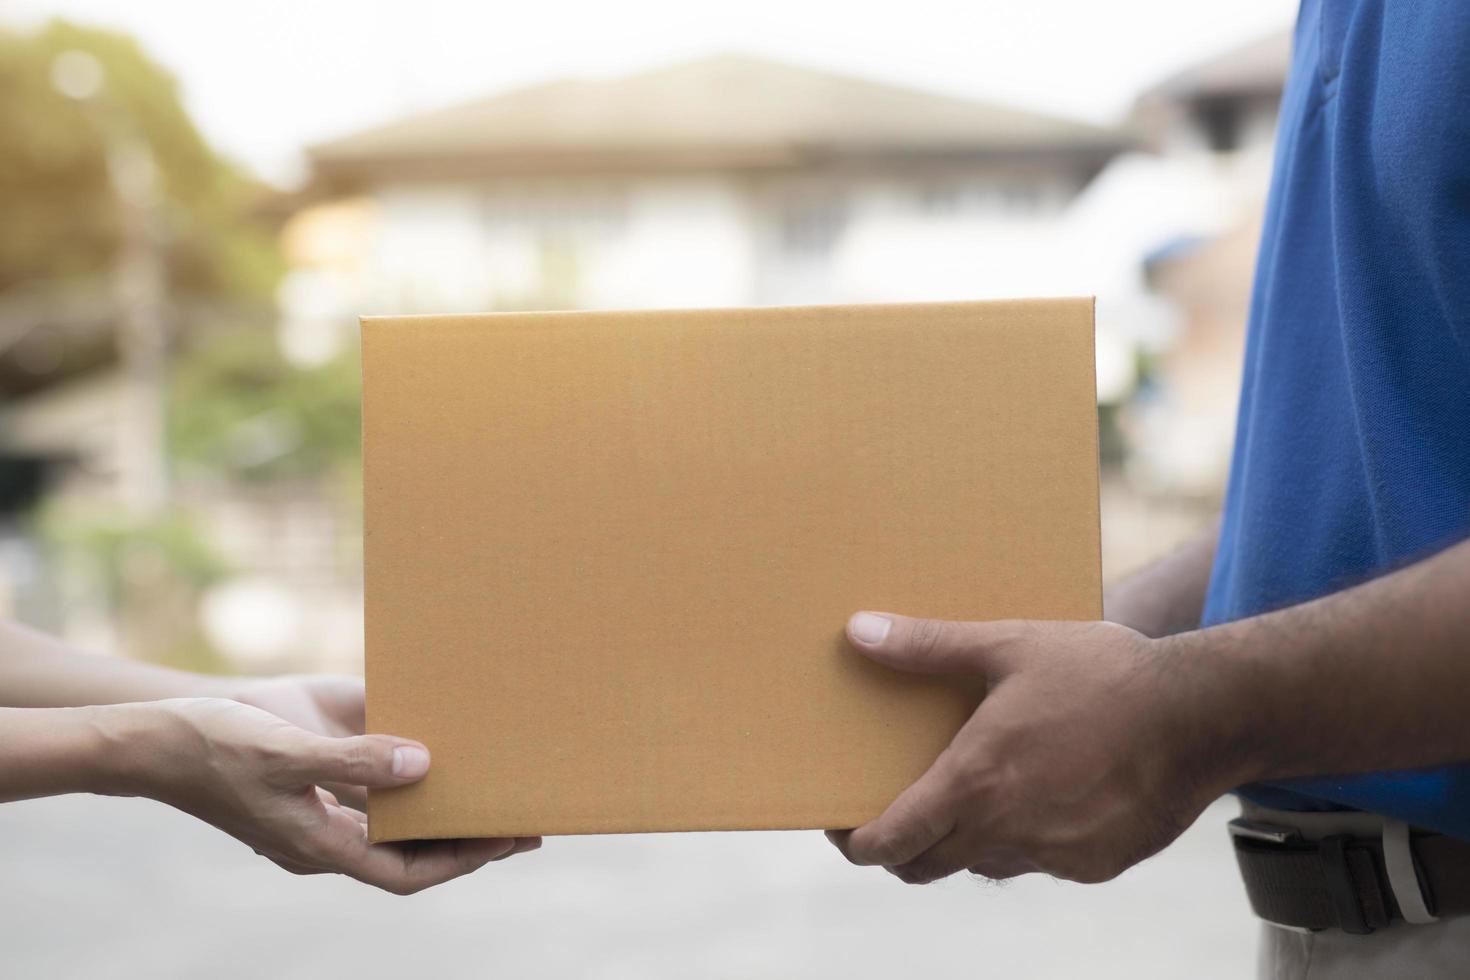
[230, 674, 373, 807]
[231, 674, 366, 739]
[101, 697, 540, 894]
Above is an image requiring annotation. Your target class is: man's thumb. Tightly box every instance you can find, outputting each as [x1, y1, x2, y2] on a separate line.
[846, 612, 996, 675]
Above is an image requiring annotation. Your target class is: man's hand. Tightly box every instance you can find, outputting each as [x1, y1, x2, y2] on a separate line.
[827, 612, 1242, 886]
[1103, 518, 1219, 637]
[100, 698, 540, 895]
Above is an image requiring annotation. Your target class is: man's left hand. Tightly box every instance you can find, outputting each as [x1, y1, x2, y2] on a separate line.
[826, 612, 1244, 885]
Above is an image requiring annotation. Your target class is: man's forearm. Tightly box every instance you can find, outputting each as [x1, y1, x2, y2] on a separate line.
[1104, 517, 1220, 638]
[0, 620, 229, 709]
[1178, 535, 1470, 787]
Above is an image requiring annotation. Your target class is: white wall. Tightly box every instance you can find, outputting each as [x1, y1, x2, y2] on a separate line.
[583, 177, 756, 309]
[343, 169, 1089, 314]
[359, 176, 757, 313]
[281, 166, 1157, 402]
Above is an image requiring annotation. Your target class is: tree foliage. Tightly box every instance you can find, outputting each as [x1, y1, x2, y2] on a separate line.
[0, 20, 279, 298]
[168, 329, 363, 484]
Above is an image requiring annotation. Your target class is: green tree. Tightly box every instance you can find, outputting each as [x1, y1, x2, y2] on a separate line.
[168, 329, 363, 486]
[0, 19, 278, 299]
[3, 20, 303, 671]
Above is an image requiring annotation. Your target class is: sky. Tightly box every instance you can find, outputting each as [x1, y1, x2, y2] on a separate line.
[7, 0, 1298, 186]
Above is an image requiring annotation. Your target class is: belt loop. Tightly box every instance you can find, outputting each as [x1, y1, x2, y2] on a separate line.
[1384, 819, 1439, 924]
[1318, 835, 1373, 934]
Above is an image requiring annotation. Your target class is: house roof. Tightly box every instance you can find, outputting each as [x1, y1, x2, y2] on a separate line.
[309, 53, 1128, 183]
[1139, 29, 1292, 104]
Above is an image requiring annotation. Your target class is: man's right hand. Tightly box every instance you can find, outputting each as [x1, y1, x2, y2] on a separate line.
[97, 697, 538, 894]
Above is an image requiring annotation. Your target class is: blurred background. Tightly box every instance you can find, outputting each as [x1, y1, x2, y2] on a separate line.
[0, 0, 1295, 975]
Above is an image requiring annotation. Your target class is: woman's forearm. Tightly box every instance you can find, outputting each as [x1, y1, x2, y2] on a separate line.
[0, 619, 229, 709]
[0, 704, 130, 804]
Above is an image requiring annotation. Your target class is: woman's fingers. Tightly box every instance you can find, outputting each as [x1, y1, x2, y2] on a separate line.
[278, 731, 431, 790]
[284, 741, 528, 892]
[303, 805, 519, 895]
[319, 781, 368, 811]
[332, 799, 370, 828]
[160, 698, 538, 895]
[253, 845, 329, 877]
[304, 675, 367, 737]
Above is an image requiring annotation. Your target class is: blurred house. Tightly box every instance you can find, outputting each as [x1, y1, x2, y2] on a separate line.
[0, 286, 117, 630]
[3, 38, 1292, 667]
[1122, 30, 1291, 498]
[279, 42, 1293, 587]
[0, 281, 367, 671]
[281, 53, 1132, 365]
[0, 176, 358, 668]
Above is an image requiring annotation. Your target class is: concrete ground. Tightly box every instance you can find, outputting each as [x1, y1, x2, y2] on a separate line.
[0, 794, 1254, 979]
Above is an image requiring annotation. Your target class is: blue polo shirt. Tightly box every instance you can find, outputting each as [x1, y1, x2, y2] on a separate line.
[1202, 0, 1470, 838]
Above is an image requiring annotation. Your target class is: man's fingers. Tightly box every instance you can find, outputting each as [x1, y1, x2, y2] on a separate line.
[284, 733, 432, 789]
[887, 834, 1033, 886]
[497, 836, 543, 860]
[967, 857, 1033, 882]
[830, 755, 957, 867]
[885, 833, 973, 885]
[847, 612, 1021, 677]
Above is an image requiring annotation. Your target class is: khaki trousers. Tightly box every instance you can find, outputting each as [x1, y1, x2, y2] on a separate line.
[1245, 803, 1470, 980]
[1258, 916, 1470, 979]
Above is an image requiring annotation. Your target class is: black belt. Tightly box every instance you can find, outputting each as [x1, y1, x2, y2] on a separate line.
[1231, 817, 1470, 933]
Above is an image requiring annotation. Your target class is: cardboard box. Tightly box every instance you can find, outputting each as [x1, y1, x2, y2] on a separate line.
[363, 298, 1100, 841]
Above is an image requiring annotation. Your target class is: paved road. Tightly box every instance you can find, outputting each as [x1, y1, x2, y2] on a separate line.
[0, 794, 1254, 978]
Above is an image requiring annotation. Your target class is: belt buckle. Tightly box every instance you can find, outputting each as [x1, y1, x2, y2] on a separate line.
[1229, 818, 1378, 934]
[1228, 817, 1302, 845]
[1229, 818, 1318, 934]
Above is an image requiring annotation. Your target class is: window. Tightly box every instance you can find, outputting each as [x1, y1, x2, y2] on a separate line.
[1192, 96, 1244, 153]
[778, 196, 848, 258]
[916, 180, 1052, 217]
[919, 183, 963, 215]
[999, 182, 1044, 213]
[482, 185, 628, 239]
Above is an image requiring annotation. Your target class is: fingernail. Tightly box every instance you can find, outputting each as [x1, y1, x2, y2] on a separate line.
[850, 612, 892, 645]
[392, 746, 430, 778]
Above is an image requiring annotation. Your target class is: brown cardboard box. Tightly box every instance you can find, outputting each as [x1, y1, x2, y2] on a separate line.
[363, 298, 1100, 841]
